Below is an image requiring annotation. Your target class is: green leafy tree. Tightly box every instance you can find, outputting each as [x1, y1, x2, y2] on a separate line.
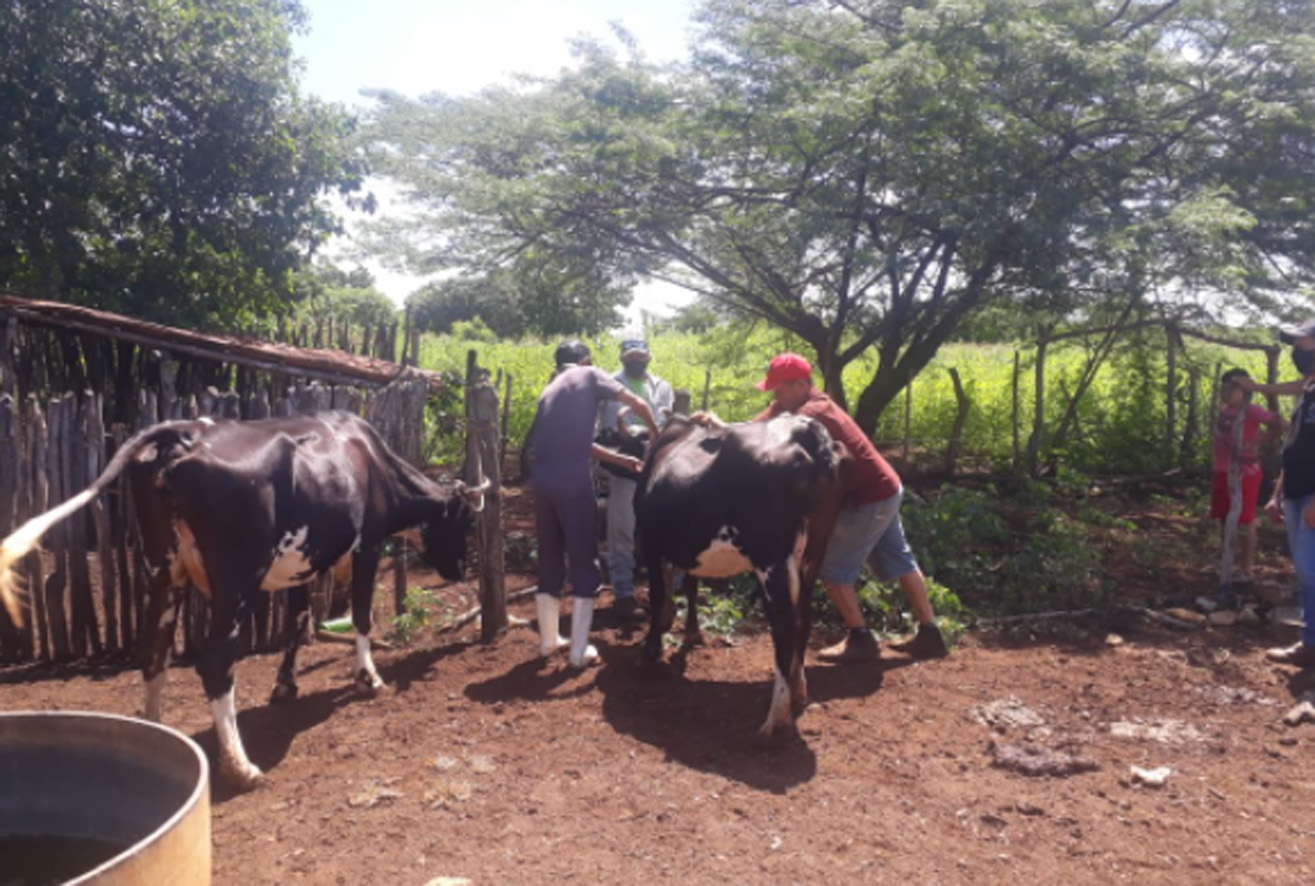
[406, 273, 526, 338]
[361, 0, 1315, 430]
[291, 262, 396, 328]
[0, 0, 366, 327]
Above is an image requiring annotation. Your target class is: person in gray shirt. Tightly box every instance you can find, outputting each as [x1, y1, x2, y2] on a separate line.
[597, 339, 674, 621]
[529, 340, 658, 667]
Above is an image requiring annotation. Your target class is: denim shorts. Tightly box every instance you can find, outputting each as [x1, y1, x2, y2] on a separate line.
[819, 488, 919, 585]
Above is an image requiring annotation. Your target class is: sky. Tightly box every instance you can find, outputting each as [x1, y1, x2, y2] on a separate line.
[291, 0, 698, 324]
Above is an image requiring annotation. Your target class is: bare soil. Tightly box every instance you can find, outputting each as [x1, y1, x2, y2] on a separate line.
[3, 483, 1315, 886]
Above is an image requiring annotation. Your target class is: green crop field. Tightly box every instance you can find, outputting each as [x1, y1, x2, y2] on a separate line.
[417, 326, 1285, 478]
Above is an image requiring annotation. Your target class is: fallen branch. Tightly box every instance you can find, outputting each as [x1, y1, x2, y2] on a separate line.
[438, 585, 539, 635]
[975, 608, 1102, 627]
[974, 606, 1199, 631]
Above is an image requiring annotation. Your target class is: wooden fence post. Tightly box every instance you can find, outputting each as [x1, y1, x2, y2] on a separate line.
[1027, 334, 1049, 478]
[465, 352, 506, 641]
[1011, 349, 1022, 472]
[87, 392, 119, 656]
[0, 395, 22, 660]
[69, 392, 101, 657]
[44, 395, 71, 660]
[23, 395, 49, 661]
[1179, 367, 1200, 469]
[111, 423, 135, 654]
[902, 379, 913, 463]
[945, 368, 970, 479]
[1165, 325, 1177, 456]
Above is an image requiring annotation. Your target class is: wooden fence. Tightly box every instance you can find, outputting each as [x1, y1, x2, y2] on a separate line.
[0, 365, 432, 665]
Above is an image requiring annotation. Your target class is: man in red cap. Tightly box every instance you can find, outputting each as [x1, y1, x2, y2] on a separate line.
[700, 353, 948, 661]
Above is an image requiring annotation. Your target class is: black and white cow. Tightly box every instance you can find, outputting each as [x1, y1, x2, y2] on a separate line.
[0, 411, 484, 789]
[634, 414, 845, 737]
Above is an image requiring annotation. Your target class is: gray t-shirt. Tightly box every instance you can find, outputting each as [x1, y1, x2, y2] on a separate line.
[531, 365, 625, 484]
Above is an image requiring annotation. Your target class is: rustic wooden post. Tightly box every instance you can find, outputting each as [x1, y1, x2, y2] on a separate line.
[701, 368, 712, 412]
[1027, 334, 1049, 478]
[672, 388, 692, 417]
[44, 395, 71, 660]
[945, 368, 970, 479]
[499, 372, 514, 471]
[111, 423, 135, 653]
[159, 352, 178, 420]
[902, 379, 913, 462]
[0, 395, 22, 659]
[246, 388, 271, 420]
[23, 396, 50, 661]
[1, 315, 17, 398]
[87, 392, 119, 655]
[1011, 349, 1022, 471]
[219, 390, 241, 419]
[70, 392, 101, 657]
[1165, 326, 1177, 457]
[465, 351, 506, 641]
[1179, 368, 1201, 469]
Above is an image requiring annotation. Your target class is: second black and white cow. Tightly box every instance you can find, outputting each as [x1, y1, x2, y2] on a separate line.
[0, 411, 484, 788]
[634, 414, 845, 736]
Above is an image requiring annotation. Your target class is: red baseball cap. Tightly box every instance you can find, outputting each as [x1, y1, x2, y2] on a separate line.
[756, 353, 813, 390]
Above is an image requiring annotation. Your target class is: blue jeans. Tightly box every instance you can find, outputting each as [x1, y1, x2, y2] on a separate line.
[819, 488, 919, 585]
[1282, 495, 1315, 646]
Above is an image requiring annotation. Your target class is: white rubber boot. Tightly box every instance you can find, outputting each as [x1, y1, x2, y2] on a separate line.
[536, 593, 567, 657]
[568, 596, 599, 668]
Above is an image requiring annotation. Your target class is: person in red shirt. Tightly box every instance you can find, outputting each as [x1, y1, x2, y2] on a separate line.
[1210, 368, 1285, 582]
[697, 353, 947, 661]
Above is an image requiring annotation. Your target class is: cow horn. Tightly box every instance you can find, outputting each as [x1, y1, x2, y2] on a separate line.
[457, 477, 492, 512]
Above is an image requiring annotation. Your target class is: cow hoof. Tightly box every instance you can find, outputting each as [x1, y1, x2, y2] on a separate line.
[222, 761, 265, 793]
[269, 681, 299, 705]
[355, 670, 384, 696]
[756, 720, 796, 744]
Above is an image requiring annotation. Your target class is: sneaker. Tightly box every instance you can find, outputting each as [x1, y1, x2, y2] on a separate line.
[1265, 643, 1315, 668]
[889, 623, 950, 660]
[613, 596, 647, 623]
[817, 628, 880, 663]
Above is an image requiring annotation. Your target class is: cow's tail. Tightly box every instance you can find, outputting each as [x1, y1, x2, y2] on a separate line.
[0, 423, 186, 627]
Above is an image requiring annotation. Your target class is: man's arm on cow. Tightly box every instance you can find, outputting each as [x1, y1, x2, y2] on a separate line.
[689, 410, 728, 429]
[617, 389, 659, 439]
[591, 442, 644, 474]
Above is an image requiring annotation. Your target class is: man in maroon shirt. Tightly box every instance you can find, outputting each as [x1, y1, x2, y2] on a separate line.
[730, 353, 948, 661]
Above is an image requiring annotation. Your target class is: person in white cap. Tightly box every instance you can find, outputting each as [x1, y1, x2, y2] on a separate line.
[597, 338, 673, 622]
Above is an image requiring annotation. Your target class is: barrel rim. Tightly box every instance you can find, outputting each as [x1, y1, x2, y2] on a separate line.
[0, 709, 210, 885]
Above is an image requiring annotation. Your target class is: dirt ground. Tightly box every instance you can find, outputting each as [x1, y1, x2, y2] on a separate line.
[3, 485, 1315, 885]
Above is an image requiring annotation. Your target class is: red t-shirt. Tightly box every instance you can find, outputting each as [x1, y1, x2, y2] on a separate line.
[1212, 403, 1279, 477]
[757, 389, 901, 506]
